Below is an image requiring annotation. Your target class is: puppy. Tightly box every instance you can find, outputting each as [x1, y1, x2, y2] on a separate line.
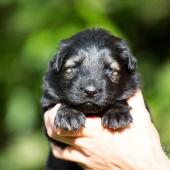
[41, 28, 141, 170]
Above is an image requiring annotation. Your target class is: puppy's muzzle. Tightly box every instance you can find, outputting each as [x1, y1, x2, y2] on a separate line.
[83, 85, 98, 98]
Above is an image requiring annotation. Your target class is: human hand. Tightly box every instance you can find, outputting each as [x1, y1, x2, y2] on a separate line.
[44, 90, 170, 170]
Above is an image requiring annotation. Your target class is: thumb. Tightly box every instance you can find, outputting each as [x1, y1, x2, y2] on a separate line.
[127, 89, 151, 125]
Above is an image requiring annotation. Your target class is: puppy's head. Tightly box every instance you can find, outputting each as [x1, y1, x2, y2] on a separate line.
[49, 29, 140, 113]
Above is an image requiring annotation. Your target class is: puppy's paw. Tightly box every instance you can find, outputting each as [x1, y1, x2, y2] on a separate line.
[54, 107, 86, 131]
[102, 109, 133, 129]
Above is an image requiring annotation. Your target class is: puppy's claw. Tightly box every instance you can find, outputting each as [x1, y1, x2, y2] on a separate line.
[101, 116, 108, 126]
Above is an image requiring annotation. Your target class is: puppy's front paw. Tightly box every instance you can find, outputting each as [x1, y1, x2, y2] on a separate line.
[102, 109, 133, 129]
[54, 107, 86, 131]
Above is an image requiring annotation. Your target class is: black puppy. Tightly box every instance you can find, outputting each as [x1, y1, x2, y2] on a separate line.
[41, 28, 141, 170]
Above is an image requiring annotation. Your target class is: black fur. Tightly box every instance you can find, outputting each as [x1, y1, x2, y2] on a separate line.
[41, 28, 141, 170]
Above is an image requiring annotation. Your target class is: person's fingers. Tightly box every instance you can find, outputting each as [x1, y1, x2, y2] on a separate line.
[44, 115, 102, 147]
[52, 127, 85, 137]
[44, 104, 61, 138]
[51, 118, 102, 146]
[80, 117, 102, 137]
[127, 89, 151, 124]
[127, 89, 146, 111]
[51, 144, 88, 164]
[44, 104, 102, 138]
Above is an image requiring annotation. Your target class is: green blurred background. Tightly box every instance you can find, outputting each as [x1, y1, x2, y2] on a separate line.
[0, 0, 170, 169]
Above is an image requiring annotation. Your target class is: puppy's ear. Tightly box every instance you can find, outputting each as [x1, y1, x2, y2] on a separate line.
[116, 40, 137, 71]
[49, 39, 73, 72]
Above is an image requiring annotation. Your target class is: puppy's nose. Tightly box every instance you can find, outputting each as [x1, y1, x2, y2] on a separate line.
[84, 86, 98, 97]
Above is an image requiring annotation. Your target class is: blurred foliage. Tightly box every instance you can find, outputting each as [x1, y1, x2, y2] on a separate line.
[0, 0, 170, 169]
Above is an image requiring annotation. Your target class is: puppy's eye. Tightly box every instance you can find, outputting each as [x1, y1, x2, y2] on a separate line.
[64, 67, 76, 79]
[106, 67, 119, 75]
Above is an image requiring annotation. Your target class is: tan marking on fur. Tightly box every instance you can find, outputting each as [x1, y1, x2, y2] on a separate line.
[110, 61, 120, 71]
[64, 59, 75, 68]
[64, 55, 85, 68]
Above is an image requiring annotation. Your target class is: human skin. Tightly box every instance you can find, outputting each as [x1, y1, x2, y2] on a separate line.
[44, 90, 170, 170]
